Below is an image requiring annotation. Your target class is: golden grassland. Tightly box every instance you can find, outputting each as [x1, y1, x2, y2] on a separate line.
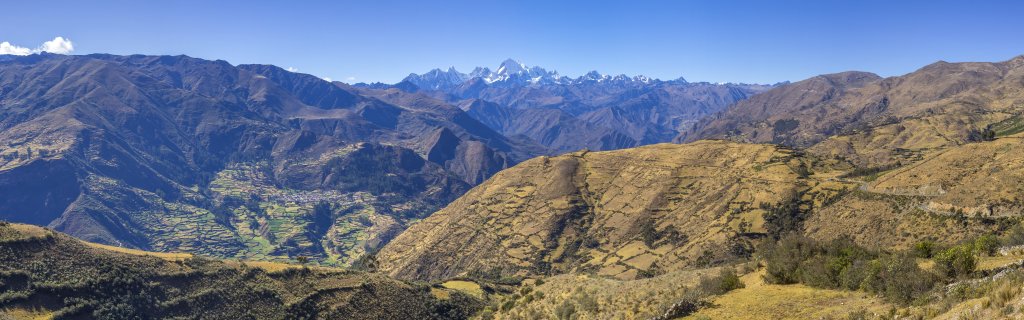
[442, 280, 486, 299]
[683, 269, 891, 320]
[978, 254, 1024, 271]
[81, 241, 193, 261]
[0, 307, 53, 320]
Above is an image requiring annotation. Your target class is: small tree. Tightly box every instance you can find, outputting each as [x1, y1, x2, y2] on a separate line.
[973, 234, 1000, 256]
[934, 245, 976, 279]
[912, 240, 936, 258]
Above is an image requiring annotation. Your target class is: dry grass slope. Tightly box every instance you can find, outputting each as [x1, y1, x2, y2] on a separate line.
[378, 141, 808, 281]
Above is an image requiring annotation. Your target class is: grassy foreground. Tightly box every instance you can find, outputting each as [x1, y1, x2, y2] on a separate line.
[0, 222, 481, 320]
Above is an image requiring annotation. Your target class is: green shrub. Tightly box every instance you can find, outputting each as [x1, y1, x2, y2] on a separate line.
[880, 253, 936, 304]
[973, 234, 1000, 256]
[697, 267, 745, 296]
[499, 299, 516, 312]
[913, 240, 937, 258]
[717, 268, 745, 292]
[762, 199, 808, 240]
[761, 234, 817, 284]
[934, 244, 977, 279]
[759, 235, 937, 305]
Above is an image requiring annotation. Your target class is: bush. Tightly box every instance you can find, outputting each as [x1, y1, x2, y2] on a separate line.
[934, 244, 977, 279]
[973, 234, 1000, 256]
[554, 300, 575, 320]
[761, 234, 817, 284]
[697, 268, 745, 296]
[880, 253, 936, 304]
[762, 199, 808, 240]
[913, 240, 937, 258]
[716, 268, 745, 292]
[1004, 224, 1024, 246]
[759, 235, 938, 304]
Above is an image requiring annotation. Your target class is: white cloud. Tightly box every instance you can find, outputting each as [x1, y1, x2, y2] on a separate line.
[345, 77, 357, 82]
[286, 67, 298, 72]
[38, 37, 74, 54]
[321, 77, 332, 82]
[0, 42, 32, 55]
[0, 37, 75, 56]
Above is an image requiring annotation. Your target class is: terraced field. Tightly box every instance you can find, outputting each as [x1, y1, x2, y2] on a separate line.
[207, 162, 410, 266]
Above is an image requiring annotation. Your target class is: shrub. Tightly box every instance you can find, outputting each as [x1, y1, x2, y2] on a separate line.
[1004, 224, 1024, 246]
[880, 253, 936, 304]
[716, 268, 745, 293]
[761, 234, 817, 284]
[554, 300, 575, 320]
[762, 199, 808, 240]
[934, 244, 977, 279]
[759, 234, 937, 304]
[697, 268, 745, 296]
[973, 234, 1000, 256]
[499, 299, 516, 312]
[913, 240, 937, 258]
[574, 290, 599, 313]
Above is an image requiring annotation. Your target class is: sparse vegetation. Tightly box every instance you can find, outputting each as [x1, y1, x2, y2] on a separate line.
[966, 125, 997, 142]
[0, 223, 481, 319]
[760, 234, 938, 304]
[762, 197, 809, 240]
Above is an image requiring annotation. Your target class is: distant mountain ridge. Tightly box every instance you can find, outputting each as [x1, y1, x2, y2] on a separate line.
[402, 58, 677, 90]
[365, 59, 777, 152]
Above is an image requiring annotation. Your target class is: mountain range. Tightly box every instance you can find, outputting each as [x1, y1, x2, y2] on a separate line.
[362, 59, 777, 152]
[0, 53, 542, 267]
[5, 52, 1024, 319]
[0, 54, 765, 269]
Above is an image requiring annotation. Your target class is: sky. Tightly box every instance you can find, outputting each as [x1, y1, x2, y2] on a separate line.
[2, 0, 1024, 84]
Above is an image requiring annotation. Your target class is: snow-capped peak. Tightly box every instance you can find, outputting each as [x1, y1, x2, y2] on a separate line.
[401, 59, 682, 90]
[402, 66, 469, 90]
[496, 58, 527, 75]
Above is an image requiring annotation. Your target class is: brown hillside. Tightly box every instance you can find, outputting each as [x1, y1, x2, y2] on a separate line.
[686, 55, 1024, 167]
[867, 133, 1024, 217]
[377, 141, 810, 281]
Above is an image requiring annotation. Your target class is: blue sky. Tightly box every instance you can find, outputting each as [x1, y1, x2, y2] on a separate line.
[2, 0, 1023, 84]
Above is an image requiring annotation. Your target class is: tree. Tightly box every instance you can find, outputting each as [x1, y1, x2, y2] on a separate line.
[934, 244, 976, 279]
[973, 234, 1000, 256]
[912, 240, 936, 258]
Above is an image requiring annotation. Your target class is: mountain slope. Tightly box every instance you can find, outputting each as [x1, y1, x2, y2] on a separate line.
[0, 222, 480, 319]
[460, 99, 636, 152]
[378, 135, 1012, 282]
[684, 55, 1024, 166]
[377, 141, 810, 281]
[866, 133, 1024, 217]
[0, 53, 534, 265]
